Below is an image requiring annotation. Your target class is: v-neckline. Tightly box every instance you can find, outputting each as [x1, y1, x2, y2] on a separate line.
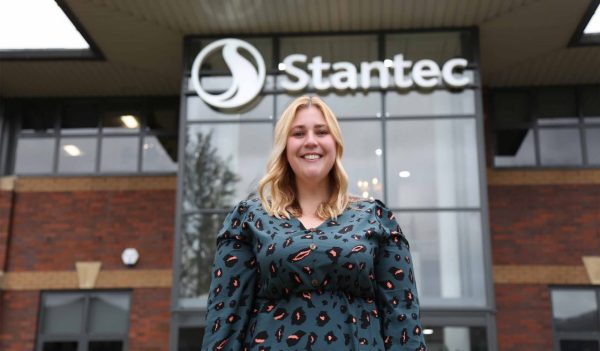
[293, 216, 328, 231]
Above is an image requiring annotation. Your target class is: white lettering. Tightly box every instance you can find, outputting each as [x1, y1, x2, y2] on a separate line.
[280, 54, 310, 91]
[393, 54, 413, 88]
[360, 61, 389, 89]
[442, 58, 470, 88]
[307, 56, 331, 90]
[412, 59, 440, 88]
[331, 62, 357, 90]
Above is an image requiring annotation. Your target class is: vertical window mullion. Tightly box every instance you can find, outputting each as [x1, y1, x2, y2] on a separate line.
[53, 103, 61, 174]
[577, 86, 589, 165]
[531, 89, 541, 166]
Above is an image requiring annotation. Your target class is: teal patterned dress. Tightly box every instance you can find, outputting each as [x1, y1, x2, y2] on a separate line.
[201, 198, 427, 351]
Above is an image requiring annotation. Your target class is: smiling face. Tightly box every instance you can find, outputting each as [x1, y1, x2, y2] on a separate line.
[286, 105, 337, 187]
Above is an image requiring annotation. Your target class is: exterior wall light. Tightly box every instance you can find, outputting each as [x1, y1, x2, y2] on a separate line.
[121, 248, 140, 267]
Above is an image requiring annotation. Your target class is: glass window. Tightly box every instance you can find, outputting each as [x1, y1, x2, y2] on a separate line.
[386, 32, 472, 65]
[276, 92, 382, 119]
[38, 292, 130, 351]
[88, 293, 130, 334]
[102, 111, 142, 134]
[62, 103, 99, 134]
[386, 119, 480, 208]
[494, 128, 536, 167]
[422, 326, 487, 350]
[492, 91, 531, 126]
[21, 103, 56, 134]
[88, 341, 123, 351]
[581, 86, 600, 121]
[339, 121, 384, 200]
[100, 137, 139, 172]
[147, 105, 178, 134]
[539, 128, 583, 166]
[280, 35, 378, 67]
[586, 129, 600, 164]
[142, 135, 178, 172]
[536, 88, 578, 125]
[396, 211, 486, 307]
[15, 138, 55, 174]
[552, 289, 599, 332]
[42, 294, 84, 334]
[186, 95, 274, 121]
[178, 327, 205, 351]
[559, 340, 599, 351]
[42, 342, 78, 351]
[179, 212, 227, 300]
[386, 90, 475, 117]
[183, 123, 272, 210]
[58, 138, 97, 173]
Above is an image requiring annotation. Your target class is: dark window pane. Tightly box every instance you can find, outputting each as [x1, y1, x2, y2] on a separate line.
[536, 88, 578, 125]
[15, 138, 55, 174]
[142, 135, 177, 172]
[100, 137, 139, 172]
[147, 106, 178, 134]
[21, 103, 56, 134]
[178, 327, 204, 351]
[552, 289, 599, 332]
[43, 341, 78, 351]
[581, 86, 600, 120]
[586, 129, 600, 164]
[58, 138, 97, 173]
[492, 91, 530, 125]
[560, 340, 599, 351]
[494, 128, 536, 167]
[88, 293, 130, 334]
[539, 128, 583, 166]
[42, 294, 84, 334]
[62, 103, 99, 134]
[88, 341, 123, 351]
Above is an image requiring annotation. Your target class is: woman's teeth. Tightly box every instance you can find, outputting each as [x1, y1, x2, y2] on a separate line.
[303, 154, 321, 160]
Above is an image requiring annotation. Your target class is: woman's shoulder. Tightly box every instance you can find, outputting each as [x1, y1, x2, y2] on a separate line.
[347, 196, 390, 212]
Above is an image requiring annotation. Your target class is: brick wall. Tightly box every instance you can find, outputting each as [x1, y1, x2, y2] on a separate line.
[129, 288, 171, 351]
[8, 190, 175, 271]
[0, 291, 38, 351]
[489, 184, 600, 265]
[489, 182, 600, 350]
[0, 190, 13, 270]
[495, 284, 554, 351]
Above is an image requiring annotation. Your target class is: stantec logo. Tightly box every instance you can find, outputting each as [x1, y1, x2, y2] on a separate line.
[191, 38, 266, 109]
[192, 39, 472, 110]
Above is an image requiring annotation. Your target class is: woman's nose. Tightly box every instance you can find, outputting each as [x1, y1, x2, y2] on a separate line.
[304, 131, 318, 146]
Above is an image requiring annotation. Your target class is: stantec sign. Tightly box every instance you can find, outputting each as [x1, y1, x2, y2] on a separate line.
[192, 38, 471, 109]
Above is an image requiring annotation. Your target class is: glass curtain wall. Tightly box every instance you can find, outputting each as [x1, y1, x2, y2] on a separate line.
[173, 30, 494, 350]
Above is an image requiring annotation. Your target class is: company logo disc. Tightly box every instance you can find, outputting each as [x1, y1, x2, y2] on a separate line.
[191, 38, 266, 109]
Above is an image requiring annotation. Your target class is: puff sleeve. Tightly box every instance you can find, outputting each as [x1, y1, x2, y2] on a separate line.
[374, 200, 427, 350]
[201, 201, 257, 351]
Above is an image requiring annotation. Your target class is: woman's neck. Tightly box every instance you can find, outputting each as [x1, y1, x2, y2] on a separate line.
[295, 178, 331, 217]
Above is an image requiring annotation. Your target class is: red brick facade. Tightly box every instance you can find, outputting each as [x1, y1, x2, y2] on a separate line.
[0, 183, 174, 350]
[489, 183, 600, 350]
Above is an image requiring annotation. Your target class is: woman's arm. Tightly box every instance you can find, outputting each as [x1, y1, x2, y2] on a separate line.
[201, 201, 257, 351]
[374, 200, 427, 350]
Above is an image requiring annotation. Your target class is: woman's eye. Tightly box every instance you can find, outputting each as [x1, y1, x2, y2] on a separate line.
[317, 129, 329, 135]
[292, 131, 304, 137]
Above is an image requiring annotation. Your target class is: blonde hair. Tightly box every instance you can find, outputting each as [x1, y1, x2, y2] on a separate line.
[258, 96, 350, 220]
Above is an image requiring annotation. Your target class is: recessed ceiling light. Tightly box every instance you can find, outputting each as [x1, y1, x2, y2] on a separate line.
[0, 0, 90, 50]
[398, 171, 410, 178]
[120, 115, 140, 129]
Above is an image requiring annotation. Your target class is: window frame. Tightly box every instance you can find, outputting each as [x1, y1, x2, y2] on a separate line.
[490, 85, 600, 169]
[36, 290, 132, 351]
[569, 0, 600, 47]
[550, 286, 600, 351]
[9, 96, 179, 176]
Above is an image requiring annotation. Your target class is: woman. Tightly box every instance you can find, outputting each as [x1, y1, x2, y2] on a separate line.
[201, 96, 427, 351]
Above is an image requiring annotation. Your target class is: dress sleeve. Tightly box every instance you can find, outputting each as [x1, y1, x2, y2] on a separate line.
[373, 200, 427, 351]
[201, 201, 256, 351]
